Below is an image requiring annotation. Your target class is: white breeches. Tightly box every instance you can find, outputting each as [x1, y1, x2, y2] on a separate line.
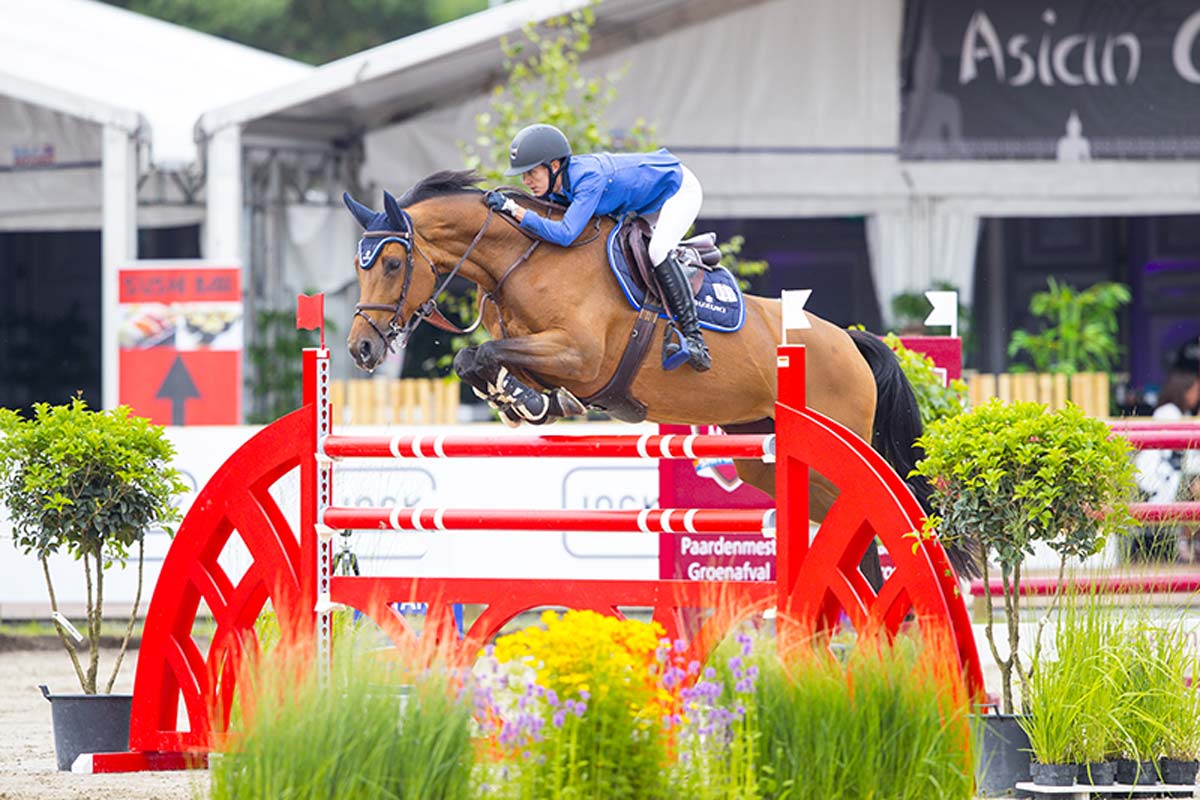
[647, 166, 703, 265]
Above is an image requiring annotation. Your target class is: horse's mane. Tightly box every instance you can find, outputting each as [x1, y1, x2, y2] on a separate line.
[397, 169, 484, 206]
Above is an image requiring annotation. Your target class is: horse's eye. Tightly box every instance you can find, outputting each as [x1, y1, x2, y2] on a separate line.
[383, 257, 403, 273]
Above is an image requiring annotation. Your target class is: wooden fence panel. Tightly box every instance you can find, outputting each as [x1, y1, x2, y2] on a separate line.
[965, 372, 1110, 417]
[329, 378, 460, 425]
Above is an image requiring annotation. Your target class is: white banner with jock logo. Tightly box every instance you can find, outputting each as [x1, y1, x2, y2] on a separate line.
[0, 423, 662, 618]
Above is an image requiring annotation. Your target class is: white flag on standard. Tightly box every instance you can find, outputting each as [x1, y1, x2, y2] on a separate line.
[924, 291, 959, 338]
[781, 289, 812, 340]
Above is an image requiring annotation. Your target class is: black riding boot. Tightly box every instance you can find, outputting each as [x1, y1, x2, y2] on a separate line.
[653, 253, 711, 372]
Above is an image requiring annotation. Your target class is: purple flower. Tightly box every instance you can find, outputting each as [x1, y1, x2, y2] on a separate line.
[687, 660, 701, 675]
[579, 690, 590, 701]
[662, 666, 686, 690]
[572, 700, 587, 717]
[703, 667, 716, 680]
[728, 655, 743, 672]
[553, 710, 566, 728]
[546, 689, 559, 707]
[735, 678, 752, 693]
[674, 638, 688, 653]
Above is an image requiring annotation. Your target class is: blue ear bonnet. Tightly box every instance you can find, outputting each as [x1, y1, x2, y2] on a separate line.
[344, 191, 414, 270]
[357, 234, 410, 270]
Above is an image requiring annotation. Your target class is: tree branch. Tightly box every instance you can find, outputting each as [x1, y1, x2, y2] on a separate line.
[42, 556, 86, 691]
[106, 535, 144, 693]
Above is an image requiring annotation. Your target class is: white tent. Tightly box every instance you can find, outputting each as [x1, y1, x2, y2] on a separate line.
[198, 0, 1200, 334]
[0, 0, 312, 408]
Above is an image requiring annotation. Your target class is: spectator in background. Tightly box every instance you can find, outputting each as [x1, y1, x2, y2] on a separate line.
[1133, 357, 1200, 562]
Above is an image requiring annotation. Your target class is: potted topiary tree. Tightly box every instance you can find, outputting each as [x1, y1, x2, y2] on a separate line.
[0, 398, 186, 770]
[912, 399, 1136, 794]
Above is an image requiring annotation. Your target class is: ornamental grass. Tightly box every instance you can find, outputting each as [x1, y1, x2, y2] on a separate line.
[209, 607, 976, 799]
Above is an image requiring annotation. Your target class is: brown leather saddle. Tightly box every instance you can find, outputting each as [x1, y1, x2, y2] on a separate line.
[616, 216, 723, 303]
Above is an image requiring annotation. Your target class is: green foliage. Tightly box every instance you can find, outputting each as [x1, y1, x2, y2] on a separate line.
[750, 637, 974, 800]
[912, 400, 1137, 712]
[0, 399, 184, 561]
[1048, 587, 1126, 764]
[1020, 654, 1087, 765]
[111, 0, 434, 65]
[718, 235, 768, 292]
[0, 398, 187, 692]
[883, 333, 968, 427]
[245, 307, 330, 424]
[210, 640, 474, 800]
[462, 2, 654, 184]
[1007, 278, 1131, 375]
[916, 401, 1135, 570]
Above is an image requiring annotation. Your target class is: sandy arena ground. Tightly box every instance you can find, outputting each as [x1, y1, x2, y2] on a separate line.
[0, 647, 207, 800]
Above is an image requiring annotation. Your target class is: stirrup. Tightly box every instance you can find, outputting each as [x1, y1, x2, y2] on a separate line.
[661, 325, 690, 371]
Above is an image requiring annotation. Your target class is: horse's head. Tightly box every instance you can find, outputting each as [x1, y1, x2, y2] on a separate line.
[343, 190, 440, 371]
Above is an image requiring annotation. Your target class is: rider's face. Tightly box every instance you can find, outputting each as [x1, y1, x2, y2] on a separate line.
[522, 162, 556, 196]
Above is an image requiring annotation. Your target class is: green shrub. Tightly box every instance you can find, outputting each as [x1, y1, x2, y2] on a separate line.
[913, 400, 1136, 712]
[883, 332, 969, 427]
[0, 399, 186, 693]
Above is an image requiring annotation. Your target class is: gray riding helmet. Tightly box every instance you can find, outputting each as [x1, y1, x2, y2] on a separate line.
[504, 124, 572, 176]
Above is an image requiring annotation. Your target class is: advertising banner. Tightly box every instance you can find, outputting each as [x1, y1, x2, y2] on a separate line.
[902, 0, 1200, 159]
[118, 261, 243, 425]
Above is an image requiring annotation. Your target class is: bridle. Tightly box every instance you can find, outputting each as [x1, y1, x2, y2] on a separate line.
[353, 192, 599, 352]
[353, 205, 513, 353]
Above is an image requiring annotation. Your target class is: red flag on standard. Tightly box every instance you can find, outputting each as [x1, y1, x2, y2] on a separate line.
[296, 293, 326, 348]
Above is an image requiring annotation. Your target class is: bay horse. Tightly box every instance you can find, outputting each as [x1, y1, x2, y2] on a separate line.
[342, 170, 972, 579]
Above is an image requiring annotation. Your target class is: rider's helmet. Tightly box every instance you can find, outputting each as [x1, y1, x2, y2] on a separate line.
[504, 124, 572, 176]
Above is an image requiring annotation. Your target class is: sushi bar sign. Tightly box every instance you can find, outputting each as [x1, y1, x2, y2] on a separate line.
[117, 261, 243, 426]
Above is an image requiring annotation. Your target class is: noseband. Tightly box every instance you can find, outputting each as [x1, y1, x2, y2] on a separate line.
[353, 206, 497, 353]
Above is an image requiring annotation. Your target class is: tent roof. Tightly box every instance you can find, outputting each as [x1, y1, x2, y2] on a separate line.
[198, 0, 762, 144]
[0, 0, 312, 166]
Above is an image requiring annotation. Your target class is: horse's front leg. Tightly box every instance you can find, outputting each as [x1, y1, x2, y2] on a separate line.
[453, 332, 596, 426]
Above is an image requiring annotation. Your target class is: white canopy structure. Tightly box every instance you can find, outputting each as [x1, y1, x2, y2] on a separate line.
[0, 0, 311, 408]
[200, 0, 1200, 359]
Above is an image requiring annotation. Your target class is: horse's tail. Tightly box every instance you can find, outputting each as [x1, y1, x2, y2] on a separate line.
[846, 328, 979, 578]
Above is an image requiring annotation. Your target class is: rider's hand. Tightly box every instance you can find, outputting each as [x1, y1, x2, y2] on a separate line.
[485, 191, 522, 218]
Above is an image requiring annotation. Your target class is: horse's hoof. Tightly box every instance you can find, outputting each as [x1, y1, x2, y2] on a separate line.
[515, 392, 548, 423]
[553, 387, 587, 418]
[498, 406, 522, 428]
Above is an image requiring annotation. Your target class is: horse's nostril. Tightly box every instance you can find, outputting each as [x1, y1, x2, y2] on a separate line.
[358, 340, 372, 361]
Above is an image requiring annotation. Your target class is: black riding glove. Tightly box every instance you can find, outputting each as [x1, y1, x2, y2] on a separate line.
[484, 191, 509, 211]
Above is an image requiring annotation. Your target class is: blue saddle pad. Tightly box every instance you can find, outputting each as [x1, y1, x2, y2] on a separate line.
[605, 219, 746, 333]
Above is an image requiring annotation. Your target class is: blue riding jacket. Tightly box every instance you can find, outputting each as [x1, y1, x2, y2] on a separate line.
[518, 148, 683, 247]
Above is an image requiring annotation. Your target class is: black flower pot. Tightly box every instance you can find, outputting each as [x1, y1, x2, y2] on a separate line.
[974, 714, 1032, 797]
[1031, 761, 1079, 786]
[40, 685, 132, 771]
[1115, 757, 1158, 785]
[1159, 758, 1200, 785]
[1077, 761, 1117, 785]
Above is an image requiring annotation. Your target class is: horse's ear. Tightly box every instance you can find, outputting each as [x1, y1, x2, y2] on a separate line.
[383, 191, 405, 230]
[343, 192, 376, 230]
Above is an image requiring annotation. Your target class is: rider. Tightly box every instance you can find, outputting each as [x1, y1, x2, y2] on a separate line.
[484, 123, 711, 372]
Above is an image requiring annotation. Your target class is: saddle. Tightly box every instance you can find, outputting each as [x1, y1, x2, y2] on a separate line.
[616, 217, 722, 301]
